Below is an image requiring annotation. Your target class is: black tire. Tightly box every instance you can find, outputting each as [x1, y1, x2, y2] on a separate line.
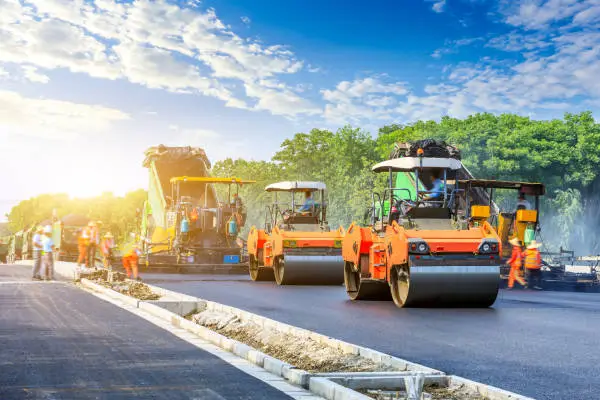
[391, 266, 410, 308]
[249, 255, 275, 281]
[344, 261, 361, 300]
[274, 256, 286, 285]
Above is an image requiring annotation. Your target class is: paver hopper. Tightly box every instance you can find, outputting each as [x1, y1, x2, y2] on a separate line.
[343, 155, 502, 308]
[247, 181, 344, 285]
[139, 145, 255, 272]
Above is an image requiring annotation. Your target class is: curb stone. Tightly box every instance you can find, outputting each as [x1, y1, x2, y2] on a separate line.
[73, 267, 534, 400]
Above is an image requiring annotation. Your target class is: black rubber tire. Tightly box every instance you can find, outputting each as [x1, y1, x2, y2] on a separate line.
[274, 256, 286, 285]
[391, 266, 410, 308]
[249, 255, 275, 281]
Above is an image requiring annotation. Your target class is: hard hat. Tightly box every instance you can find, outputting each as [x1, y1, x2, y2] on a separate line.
[509, 238, 521, 247]
[96, 220, 103, 225]
[36, 226, 44, 232]
[527, 240, 542, 249]
[44, 225, 52, 234]
[104, 232, 113, 238]
[88, 221, 95, 227]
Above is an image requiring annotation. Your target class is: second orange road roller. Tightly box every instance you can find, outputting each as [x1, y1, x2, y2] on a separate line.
[247, 181, 345, 285]
[342, 154, 502, 307]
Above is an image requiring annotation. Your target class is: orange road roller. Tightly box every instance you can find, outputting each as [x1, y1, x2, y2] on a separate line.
[247, 181, 345, 285]
[342, 155, 502, 307]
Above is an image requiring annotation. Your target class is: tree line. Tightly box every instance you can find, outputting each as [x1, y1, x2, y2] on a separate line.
[6, 112, 599, 253]
[5, 190, 147, 244]
[214, 112, 600, 254]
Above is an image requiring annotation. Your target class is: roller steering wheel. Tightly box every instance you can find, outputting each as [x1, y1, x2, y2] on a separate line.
[393, 196, 415, 215]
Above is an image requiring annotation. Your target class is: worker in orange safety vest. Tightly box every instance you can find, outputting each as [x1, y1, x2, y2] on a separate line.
[77, 225, 91, 267]
[506, 237, 526, 289]
[523, 240, 543, 290]
[122, 244, 141, 281]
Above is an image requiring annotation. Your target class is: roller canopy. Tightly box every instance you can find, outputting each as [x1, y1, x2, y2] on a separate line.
[265, 181, 326, 192]
[60, 214, 89, 226]
[458, 179, 546, 196]
[170, 176, 256, 185]
[372, 157, 463, 172]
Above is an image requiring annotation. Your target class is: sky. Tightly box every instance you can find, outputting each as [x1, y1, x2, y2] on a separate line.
[1, 0, 600, 220]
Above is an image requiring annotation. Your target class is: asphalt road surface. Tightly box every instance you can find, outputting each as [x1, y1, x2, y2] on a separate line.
[144, 273, 600, 400]
[0, 265, 292, 400]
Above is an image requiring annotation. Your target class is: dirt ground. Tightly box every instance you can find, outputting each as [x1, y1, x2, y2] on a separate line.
[192, 309, 397, 373]
[86, 273, 161, 300]
[359, 386, 487, 400]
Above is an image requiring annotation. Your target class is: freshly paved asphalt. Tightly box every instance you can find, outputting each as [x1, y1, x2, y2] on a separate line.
[0, 265, 291, 400]
[144, 273, 600, 400]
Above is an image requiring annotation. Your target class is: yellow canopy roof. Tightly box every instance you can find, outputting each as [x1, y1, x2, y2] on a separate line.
[169, 176, 256, 185]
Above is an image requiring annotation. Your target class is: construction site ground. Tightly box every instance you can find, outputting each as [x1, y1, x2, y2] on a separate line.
[141, 272, 600, 400]
[0, 264, 303, 400]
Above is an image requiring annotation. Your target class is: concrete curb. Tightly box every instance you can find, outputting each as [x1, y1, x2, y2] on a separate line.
[143, 281, 441, 375]
[72, 265, 535, 400]
[80, 279, 140, 308]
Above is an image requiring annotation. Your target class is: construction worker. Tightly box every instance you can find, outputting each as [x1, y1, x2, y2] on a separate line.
[298, 191, 316, 213]
[422, 169, 445, 202]
[41, 225, 55, 281]
[87, 221, 99, 268]
[101, 232, 115, 268]
[77, 225, 91, 268]
[506, 237, 526, 289]
[31, 226, 44, 280]
[523, 240, 543, 290]
[516, 193, 532, 210]
[122, 244, 141, 280]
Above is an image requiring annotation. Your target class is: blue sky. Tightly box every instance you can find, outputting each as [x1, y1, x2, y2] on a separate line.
[1, 0, 600, 219]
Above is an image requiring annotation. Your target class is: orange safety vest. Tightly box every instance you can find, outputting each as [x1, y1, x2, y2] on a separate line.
[79, 227, 91, 244]
[124, 248, 140, 259]
[523, 249, 541, 270]
[508, 246, 522, 268]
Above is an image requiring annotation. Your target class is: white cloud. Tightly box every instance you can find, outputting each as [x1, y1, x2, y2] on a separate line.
[432, 37, 483, 58]
[322, 77, 409, 124]
[241, 16, 251, 25]
[21, 66, 50, 84]
[500, 0, 598, 30]
[432, 0, 447, 13]
[0, 0, 316, 118]
[0, 90, 130, 140]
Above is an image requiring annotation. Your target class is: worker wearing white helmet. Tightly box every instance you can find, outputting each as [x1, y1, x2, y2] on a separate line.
[41, 225, 55, 280]
[31, 225, 44, 281]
